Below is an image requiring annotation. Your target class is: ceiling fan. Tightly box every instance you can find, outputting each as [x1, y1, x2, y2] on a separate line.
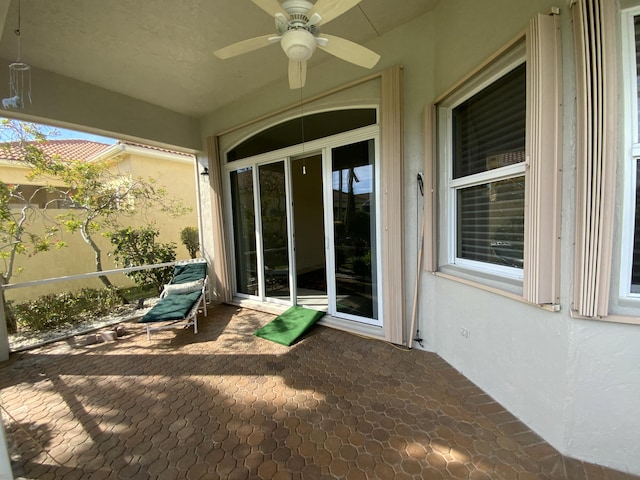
[213, 0, 381, 89]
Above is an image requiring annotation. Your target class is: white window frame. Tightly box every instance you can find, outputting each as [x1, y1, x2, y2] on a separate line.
[438, 44, 527, 285]
[432, 14, 561, 309]
[620, 5, 640, 301]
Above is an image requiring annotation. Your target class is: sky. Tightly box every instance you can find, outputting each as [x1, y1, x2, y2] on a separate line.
[53, 128, 116, 144]
[0, 117, 116, 145]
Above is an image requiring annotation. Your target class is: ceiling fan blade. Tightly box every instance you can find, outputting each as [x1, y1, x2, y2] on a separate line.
[251, 0, 290, 19]
[214, 34, 279, 60]
[307, 0, 361, 26]
[288, 60, 307, 89]
[318, 34, 380, 69]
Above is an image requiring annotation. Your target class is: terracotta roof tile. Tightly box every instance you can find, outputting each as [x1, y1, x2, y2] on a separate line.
[120, 141, 194, 158]
[0, 139, 111, 162]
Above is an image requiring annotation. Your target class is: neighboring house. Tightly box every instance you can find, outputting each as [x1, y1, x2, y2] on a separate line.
[0, 0, 638, 475]
[0, 140, 198, 301]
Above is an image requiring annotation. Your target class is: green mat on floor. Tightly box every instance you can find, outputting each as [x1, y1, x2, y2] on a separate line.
[253, 306, 324, 346]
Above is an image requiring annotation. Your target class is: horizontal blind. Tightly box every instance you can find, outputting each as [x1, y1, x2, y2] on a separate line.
[457, 178, 525, 268]
[452, 65, 526, 179]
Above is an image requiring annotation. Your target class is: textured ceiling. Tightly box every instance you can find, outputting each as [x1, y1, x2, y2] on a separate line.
[0, 0, 439, 118]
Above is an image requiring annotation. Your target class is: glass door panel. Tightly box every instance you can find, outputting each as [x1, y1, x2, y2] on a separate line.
[230, 168, 257, 296]
[259, 162, 291, 301]
[291, 155, 327, 310]
[331, 139, 377, 319]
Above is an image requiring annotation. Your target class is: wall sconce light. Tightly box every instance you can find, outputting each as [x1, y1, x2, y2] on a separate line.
[200, 167, 209, 176]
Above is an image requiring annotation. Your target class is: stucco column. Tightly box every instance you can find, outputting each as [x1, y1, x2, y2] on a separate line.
[0, 281, 12, 478]
[0, 280, 9, 362]
[0, 410, 13, 480]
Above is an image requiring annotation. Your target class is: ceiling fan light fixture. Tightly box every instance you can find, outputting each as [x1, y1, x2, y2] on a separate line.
[218, 0, 378, 89]
[281, 29, 316, 62]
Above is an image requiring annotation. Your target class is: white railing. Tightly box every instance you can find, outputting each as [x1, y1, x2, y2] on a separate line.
[0, 260, 202, 361]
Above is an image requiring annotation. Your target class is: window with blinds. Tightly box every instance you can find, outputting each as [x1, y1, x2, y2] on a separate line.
[433, 12, 561, 304]
[451, 63, 527, 274]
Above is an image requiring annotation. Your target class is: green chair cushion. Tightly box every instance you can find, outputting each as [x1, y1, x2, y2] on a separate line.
[172, 262, 207, 284]
[140, 291, 202, 323]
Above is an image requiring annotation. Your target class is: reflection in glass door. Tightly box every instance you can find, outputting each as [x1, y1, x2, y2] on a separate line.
[258, 162, 290, 302]
[230, 167, 257, 296]
[331, 139, 378, 320]
[291, 155, 327, 310]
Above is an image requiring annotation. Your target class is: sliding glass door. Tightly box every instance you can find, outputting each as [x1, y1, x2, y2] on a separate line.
[258, 161, 291, 302]
[227, 132, 380, 325]
[292, 155, 327, 309]
[230, 167, 257, 296]
[330, 139, 378, 320]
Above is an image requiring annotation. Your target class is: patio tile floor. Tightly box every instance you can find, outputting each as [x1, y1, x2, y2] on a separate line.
[0, 303, 637, 480]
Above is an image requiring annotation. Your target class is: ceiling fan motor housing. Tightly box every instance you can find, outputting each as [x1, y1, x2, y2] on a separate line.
[281, 0, 315, 20]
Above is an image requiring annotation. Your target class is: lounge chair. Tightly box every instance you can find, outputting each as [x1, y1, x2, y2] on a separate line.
[139, 259, 208, 340]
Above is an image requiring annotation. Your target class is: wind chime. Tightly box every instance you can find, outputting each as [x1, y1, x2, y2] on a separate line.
[3, 0, 31, 110]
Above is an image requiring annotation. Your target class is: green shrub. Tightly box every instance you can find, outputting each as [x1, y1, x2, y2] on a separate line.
[10, 288, 123, 332]
[108, 226, 176, 293]
[353, 251, 372, 280]
[180, 226, 199, 259]
[120, 284, 158, 302]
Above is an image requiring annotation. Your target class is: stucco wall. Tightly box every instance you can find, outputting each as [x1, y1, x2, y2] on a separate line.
[123, 153, 200, 258]
[0, 59, 202, 152]
[4, 207, 132, 303]
[199, 1, 640, 474]
[3, 0, 636, 473]
[3, 152, 199, 303]
[429, 0, 640, 474]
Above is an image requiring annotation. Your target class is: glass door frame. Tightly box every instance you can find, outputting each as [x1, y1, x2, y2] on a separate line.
[223, 125, 383, 326]
[255, 158, 296, 306]
[322, 129, 383, 327]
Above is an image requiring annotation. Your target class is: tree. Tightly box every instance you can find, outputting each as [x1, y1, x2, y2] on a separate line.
[108, 226, 176, 293]
[25, 141, 189, 290]
[0, 123, 66, 333]
[0, 118, 190, 333]
[180, 226, 199, 259]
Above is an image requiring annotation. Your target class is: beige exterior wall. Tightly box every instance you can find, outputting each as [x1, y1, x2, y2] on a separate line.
[1, 150, 198, 302]
[109, 152, 199, 260]
[2, 0, 639, 474]
[3, 207, 130, 305]
[0, 160, 65, 186]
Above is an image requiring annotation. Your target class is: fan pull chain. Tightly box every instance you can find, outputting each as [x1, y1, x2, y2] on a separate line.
[299, 70, 306, 174]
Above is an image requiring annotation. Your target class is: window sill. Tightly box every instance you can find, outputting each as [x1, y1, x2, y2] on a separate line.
[439, 264, 523, 292]
[569, 309, 640, 326]
[590, 296, 640, 325]
[434, 267, 560, 312]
